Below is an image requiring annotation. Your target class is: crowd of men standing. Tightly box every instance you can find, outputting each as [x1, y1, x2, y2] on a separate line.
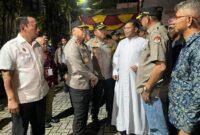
[0, 0, 199, 135]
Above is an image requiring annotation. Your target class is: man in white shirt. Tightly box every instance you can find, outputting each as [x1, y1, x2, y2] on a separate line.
[0, 16, 49, 135]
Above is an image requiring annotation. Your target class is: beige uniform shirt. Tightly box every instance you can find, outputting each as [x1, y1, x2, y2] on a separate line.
[136, 22, 169, 98]
[64, 37, 96, 90]
[86, 37, 113, 80]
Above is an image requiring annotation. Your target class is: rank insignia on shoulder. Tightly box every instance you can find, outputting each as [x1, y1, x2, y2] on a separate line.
[153, 36, 161, 43]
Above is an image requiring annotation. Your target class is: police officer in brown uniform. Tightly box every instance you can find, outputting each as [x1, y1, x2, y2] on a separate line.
[64, 20, 98, 135]
[136, 7, 169, 135]
[86, 23, 115, 126]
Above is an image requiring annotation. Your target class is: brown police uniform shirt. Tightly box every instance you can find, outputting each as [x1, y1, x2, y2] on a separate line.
[86, 37, 113, 80]
[136, 22, 169, 99]
[64, 37, 96, 90]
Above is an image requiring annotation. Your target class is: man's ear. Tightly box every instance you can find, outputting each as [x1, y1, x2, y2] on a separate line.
[20, 24, 26, 31]
[187, 17, 193, 27]
[94, 30, 98, 36]
[72, 28, 75, 35]
[147, 16, 152, 24]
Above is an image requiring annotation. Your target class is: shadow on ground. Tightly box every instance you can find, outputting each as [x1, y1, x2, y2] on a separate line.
[53, 107, 74, 120]
[0, 117, 11, 130]
[85, 118, 117, 135]
[66, 117, 117, 135]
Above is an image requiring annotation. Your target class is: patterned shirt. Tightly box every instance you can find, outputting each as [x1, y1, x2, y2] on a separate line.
[169, 31, 200, 133]
[43, 51, 58, 87]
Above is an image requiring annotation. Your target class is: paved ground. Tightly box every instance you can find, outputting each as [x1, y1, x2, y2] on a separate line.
[0, 83, 120, 135]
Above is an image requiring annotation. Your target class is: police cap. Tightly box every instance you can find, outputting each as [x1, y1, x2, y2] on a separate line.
[137, 6, 163, 20]
[94, 22, 106, 30]
[71, 20, 88, 29]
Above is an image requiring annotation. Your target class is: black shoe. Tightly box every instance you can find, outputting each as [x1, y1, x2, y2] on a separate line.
[92, 119, 100, 130]
[50, 117, 60, 123]
[0, 104, 4, 111]
[92, 117, 99, 123]
[45, 122, 52, 128]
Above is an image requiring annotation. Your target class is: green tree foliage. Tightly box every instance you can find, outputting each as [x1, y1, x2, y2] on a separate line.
[0, 0, 22, 47]
[0, 0, 118, 47]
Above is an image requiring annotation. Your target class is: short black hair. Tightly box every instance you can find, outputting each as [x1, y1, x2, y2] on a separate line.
[126, 20, 141, 30]
[16, 16, 28, 32]
[133, 20, 141, 30]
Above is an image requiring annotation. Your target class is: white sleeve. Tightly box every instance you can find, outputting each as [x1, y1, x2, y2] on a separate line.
[112, 41, 122, 76]
[0, 43, 16, 70]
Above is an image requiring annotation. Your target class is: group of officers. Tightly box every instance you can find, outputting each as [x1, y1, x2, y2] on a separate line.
[0, 0, 199, 135]
[64, 1, 200, 135]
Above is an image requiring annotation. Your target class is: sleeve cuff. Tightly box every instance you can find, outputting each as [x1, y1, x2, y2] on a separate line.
[113, 70, 118, 76]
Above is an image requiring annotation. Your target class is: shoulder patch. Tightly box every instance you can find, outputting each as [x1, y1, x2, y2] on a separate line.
[153, 36, 161, 44]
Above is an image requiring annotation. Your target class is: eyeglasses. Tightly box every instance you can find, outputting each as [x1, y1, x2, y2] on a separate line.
[173, 15, 199, 21]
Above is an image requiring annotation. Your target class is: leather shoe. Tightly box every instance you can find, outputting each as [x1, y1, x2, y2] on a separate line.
[0, 104, 4, 111]
[45, 122, 52, 128]
[50, 117, 60, 123]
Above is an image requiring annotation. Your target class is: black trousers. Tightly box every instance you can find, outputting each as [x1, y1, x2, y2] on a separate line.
[92, 78, 115, 124]
[57, 63, 68, 81]
[69, 87, 90, 135]
[12, 97, 46, 135]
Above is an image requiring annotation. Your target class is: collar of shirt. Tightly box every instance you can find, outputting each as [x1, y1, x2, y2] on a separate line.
[17, 33, 38, 48]
[95, 37, 106, 46]
[16, 33, 28, 45]
[147, 22, 161, 34]
[127, 36, 139, 41]
[185, 31, 200, 47]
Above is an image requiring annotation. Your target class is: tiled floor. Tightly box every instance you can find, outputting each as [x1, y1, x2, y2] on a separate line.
[0, 83, 120, 135]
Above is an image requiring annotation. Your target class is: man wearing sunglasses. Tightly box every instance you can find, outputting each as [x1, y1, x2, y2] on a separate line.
[168, 1, 200, 135]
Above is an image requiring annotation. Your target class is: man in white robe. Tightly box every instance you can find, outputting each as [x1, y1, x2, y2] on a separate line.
[112, 21, 148, 135]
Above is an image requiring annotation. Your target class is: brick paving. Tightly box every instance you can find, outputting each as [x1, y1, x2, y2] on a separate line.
[0, 83, 120, 135]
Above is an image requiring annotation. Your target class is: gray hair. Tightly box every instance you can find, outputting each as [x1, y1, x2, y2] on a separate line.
[175, 0, 200, 21]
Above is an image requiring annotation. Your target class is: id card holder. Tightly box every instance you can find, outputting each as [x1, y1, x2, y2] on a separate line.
[48, 68, 53, 76]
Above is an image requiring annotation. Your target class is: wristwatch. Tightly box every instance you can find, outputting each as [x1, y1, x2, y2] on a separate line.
[143, 86, 150, 93]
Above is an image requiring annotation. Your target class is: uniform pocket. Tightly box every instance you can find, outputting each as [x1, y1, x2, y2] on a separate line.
[17, 52, 34, 69]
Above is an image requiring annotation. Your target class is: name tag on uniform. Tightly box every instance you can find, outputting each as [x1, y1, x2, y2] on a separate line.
[48, 68, 53, 76]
